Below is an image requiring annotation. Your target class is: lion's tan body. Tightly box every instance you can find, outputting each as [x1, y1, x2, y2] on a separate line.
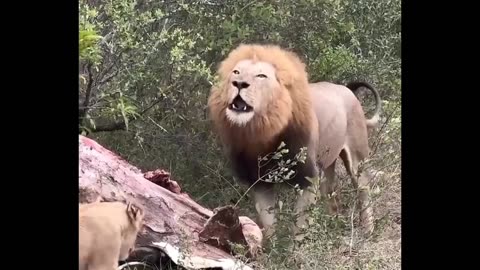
[207, 44, 381, 240]
[311, 81, 371, 167]
[79, 201, 144, 270]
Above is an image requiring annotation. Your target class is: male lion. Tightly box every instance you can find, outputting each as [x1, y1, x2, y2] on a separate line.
[207, 43, 381, 240]
[79, 200, 145, 270]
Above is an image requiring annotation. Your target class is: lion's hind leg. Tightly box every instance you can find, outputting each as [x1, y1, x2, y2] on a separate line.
[340, 147, 375, 235]
[320, 159, 342, 215]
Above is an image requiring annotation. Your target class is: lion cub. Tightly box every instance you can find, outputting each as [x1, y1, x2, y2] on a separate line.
[79, 200, 145, 270]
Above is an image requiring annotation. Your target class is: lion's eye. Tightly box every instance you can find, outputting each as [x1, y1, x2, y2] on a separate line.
[233, 70, 240, 75]
[256, 74, 267, 78]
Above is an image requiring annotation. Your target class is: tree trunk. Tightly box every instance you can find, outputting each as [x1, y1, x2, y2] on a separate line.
[78, 135, 262, 269]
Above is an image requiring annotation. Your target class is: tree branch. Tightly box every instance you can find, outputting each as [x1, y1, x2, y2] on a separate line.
[79, 63, 94, 121]
[88, 96, 166, 133]
[94, 49, 124, 89]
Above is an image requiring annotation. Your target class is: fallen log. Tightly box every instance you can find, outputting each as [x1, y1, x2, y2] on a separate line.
[78, 135, 262, 270]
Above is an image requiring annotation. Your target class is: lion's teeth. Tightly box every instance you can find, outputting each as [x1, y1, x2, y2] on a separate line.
[243, 106, 247, 111]
[232, 104, 237, 109]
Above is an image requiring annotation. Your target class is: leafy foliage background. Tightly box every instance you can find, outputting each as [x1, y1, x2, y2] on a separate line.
[79, 0, 401, 268]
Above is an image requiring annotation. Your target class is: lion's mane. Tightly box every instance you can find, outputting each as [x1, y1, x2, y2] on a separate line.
[207, 44, 319, 169]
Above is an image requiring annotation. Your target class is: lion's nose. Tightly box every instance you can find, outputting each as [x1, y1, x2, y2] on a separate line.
[232, 81, 250, 90]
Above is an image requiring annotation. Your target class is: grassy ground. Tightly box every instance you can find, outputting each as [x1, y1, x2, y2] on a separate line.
[225, 156, 401, 270]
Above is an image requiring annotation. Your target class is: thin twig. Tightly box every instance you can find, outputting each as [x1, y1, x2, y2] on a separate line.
[234, 177, 262, 208]
[200, 163, 242, 198]
[147, 116, 169, 133]
[349, 200, 356, 255]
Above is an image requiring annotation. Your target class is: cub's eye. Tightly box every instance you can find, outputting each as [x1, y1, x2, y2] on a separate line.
[256, 74, 267, 78]
[233, 70, 240, 75]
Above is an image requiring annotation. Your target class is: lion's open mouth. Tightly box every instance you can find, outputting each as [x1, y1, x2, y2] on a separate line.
[228, 95, 253, 113]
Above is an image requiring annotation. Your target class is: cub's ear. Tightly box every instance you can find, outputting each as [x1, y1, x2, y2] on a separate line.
[126, 201, 144, 221]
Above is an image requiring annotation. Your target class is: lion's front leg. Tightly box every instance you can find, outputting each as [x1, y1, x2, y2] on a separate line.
[293, 177, 319, 241]
[292, 161, 321, 241]
[252, 182, 276, 239]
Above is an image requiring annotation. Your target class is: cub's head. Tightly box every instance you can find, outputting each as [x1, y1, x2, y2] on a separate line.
[208, 44, 312, 146]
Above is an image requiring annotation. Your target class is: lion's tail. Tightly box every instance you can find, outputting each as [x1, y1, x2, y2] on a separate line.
[346, 81, 382, 129]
